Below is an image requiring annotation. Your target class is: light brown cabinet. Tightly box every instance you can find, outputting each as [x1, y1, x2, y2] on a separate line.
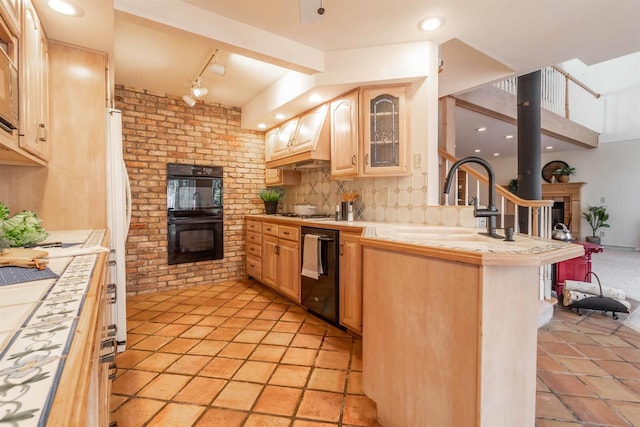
[339, 232, 362, 333]
[246, 219, 301, 303]
[265, 168, 301, 187]
[19, 0, 49, 160]
[0, 0, 19, 35]
[330, 85, 410, 179]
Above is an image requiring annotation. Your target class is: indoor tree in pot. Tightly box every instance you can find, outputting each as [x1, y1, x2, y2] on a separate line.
[259, 188, 283, 215]
[582, 205, 610, 244]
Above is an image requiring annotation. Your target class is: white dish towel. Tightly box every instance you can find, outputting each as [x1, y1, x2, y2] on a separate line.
[301, 234, 324, 279]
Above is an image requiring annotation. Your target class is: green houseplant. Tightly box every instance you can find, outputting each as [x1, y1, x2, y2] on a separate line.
[259, 188, 282, 215]
[553, 166, 576, 183]
[582, 205, 610, 244]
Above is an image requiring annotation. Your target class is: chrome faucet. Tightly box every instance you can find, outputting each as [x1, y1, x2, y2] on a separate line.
[443, 156, 500, 238]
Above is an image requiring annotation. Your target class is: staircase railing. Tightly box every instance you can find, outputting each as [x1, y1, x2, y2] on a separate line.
[493, 65, 600, 120]
[439, 148, 555, 300]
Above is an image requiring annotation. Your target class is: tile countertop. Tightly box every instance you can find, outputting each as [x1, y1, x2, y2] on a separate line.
[0, 229, 108, 426]
[246, 215, 585, 267]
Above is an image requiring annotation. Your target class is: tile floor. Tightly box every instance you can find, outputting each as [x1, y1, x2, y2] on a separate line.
[112, 278, 640, 427]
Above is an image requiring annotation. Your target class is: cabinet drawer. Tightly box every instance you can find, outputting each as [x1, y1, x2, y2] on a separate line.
[262, 222, 278, 236]
[247, 219, 261, 232]
[278, 225, 299, 241]
[247, 242, 261, 257]
[247, 231, 262, 245]
[247, 256, 262, 278]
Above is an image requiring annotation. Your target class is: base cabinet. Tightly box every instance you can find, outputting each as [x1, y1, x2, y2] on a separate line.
[339, 232, 363, 333]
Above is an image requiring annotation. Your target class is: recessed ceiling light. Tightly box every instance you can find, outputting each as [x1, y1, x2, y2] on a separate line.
[257, 123, 267, 130]
[546, 146, 553, 150]
[274, 113, 285, 120]
[474, 149, 481, 153]
[505, 134, 514, 139]
[48, 0, 83, 16]
[493, 153, 500, 157]
[418, 17, 443, 31]
[476, 127, 486, 132]
[308, 94, 322, 103]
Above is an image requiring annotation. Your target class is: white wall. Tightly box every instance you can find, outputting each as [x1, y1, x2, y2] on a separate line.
[489, 139, 640, 249]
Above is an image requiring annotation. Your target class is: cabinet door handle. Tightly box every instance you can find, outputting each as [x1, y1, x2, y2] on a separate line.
[351, 155, 356, 166]
[365, 153, 369, 165]
[283, 231, 290, 235]
[38, 124, 47, 142]
[275, 246, 280, 255]
[249, 263, 255, 268]
[340, 243, 344, 256]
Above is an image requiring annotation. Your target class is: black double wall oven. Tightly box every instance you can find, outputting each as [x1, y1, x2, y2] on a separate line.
[167, 163, 223, 265]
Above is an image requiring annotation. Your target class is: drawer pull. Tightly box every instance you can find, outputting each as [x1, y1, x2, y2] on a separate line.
[249, 264, 255, 268]
[283, 231, 290, 235]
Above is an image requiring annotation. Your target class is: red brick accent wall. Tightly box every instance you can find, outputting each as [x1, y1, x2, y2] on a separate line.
[115, 85, 265, 295]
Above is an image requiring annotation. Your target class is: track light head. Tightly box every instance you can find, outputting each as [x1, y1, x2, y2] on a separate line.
[191, 85, 208, 98]
[208, 62, 226, 76]
[182, 94, 196, 107]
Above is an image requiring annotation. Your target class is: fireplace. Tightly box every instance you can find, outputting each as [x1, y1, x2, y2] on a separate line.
[542, 182, 585, 240]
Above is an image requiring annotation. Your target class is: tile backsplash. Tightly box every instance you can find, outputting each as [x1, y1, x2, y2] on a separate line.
[281, 168, 477, 227]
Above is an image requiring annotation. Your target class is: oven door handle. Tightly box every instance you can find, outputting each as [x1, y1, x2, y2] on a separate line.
[168, 218, 223, 224]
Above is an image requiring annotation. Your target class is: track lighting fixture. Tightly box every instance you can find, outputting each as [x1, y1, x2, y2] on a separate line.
[182, 49, 226, 107]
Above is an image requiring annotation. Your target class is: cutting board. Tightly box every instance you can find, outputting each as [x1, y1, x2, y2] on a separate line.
[0, 248, 49, 269]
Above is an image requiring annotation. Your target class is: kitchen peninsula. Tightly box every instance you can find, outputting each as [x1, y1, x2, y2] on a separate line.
[244, 215, 584, 427]
[0, 230, 113, 426]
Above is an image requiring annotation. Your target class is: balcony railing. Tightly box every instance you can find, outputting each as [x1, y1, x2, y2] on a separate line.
[494, 66, 600, 120]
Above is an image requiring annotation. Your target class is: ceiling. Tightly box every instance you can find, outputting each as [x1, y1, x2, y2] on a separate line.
[34, 0, 640, 157]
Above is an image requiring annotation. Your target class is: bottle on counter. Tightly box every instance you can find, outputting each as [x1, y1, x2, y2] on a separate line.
[335, 204, 341, 221]
[347, 203, 354, 222]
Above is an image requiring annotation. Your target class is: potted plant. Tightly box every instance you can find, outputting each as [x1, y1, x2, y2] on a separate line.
[259, 188, 282, 214]
[553, 166, 576, 183]
[582, 205, 610, 244]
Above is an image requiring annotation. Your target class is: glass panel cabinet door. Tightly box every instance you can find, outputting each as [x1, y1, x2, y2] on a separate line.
[362, 86, 409, 176]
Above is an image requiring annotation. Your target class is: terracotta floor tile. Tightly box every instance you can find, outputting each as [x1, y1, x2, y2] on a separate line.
[111, 369, 157, 395]
[180, 325, 216, 339]
[240, 414, 290, 427]
[292, 422, 339, 427]
[115, 349, 152, 369]
[555, 357, 609, 376]
[148, 311, 183, 323]
[535, 420, 583, 426]
[173, 313, 206, 325]
[222, 317, 254, 328]
[110, 394, 127, 413]
[537, 376, 550, 392]
[300, 322, 328, 336]
[262, 331, 295, 346]
[213, 380, 263, 410]
[572, 343, 623, 360]
[233, 360, 277, 383]
[234, 308, 263, 318]
[146, 402, 205, 427]
[269, 364, 311, 388]
[321, 336, 353, 353]
[562, 395, 631, 425]
[218, 342, 258, 359]
[189, 305, 218, 315]
[196, 315, 228, 327]
[159, 337, 201, 354]
[535, 392, 576, 421]
[134, 352, 181, 372]
[246, 319, 277, 331]
[538, 342, 582, 358]
[244, 301, 270, 310]
[129, 321, 165, 335]
[281, 311, 307, 322]
[130, 335, 173, 351]
[167, 304, 196, 314]
[187, 339, 228, 356]
[200, 357, 244, 379]
[308, 368, 347, 393]
[267, 303, 290, 312]
[215, 307, 240, 317]
[291, 333, 324, 349]
[233, 329, 268, 343]
[537, 355, 569, 373]
[281, 347, 318, 366]
[589, 334, 634, 348]
[196, 408, 247, 427]
[537, 329, 566, 343]
[342, 395, 378, 426]
[609, 400, 640, 426]
[138, 373, 191, 400]
[206, 327, 242, 341]
[154, 323, 191, 337]
[253, 385, 303, 416]
[580, 376, 640, 401]
[258, 310, 285, 320]
[112, 397, 165, 427]
[249, 344, 287, 363]
[351, 350, 363, 371]
[165, 354, 212, 375]
[272, 321, 303, 333]
[553, 330, 598, 345]
[538, 372, 595, 397]
[347, 371, 364, 395]
[173, 377, 227, 405]
[616, 347, 640, 363]
[621, 379, 640, 395]
[296, 390, 343, 422]
[128, 310, 159, 321]
[316, 350, 350, 370]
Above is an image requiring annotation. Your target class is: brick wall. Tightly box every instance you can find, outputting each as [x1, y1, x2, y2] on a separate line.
[115, 85, 265, 295]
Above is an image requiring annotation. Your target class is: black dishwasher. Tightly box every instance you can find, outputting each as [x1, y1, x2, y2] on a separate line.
[300, 226, 340, 326]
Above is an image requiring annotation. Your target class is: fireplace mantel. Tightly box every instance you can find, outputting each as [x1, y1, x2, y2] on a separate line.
[542, 182, 586, 239]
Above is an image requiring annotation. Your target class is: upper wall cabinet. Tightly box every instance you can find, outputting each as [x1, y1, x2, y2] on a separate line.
[19, 0, 49, 161]
[361, 85, 409, 176]
[265, 103, 330, 169]
[331, 85, 410, 179]
[0, 0, 20, 35]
